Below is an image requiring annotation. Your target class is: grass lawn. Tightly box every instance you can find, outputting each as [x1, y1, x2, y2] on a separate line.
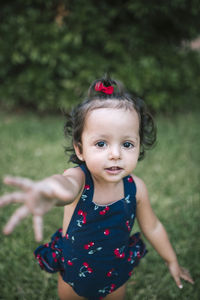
[0, 111, 199, 300]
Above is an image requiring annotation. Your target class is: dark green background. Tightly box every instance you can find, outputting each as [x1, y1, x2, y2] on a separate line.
[0, 0, 200, 113]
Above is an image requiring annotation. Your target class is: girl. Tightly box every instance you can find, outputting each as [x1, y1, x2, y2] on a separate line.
[0, 76, 194, 300]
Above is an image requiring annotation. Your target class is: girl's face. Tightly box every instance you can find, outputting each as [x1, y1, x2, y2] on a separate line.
[74, 107, 140, 184]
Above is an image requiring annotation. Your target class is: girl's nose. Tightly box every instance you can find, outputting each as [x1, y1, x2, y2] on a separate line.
[109, 145, 121, 160]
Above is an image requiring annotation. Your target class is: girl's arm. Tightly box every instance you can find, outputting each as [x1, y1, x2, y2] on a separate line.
[134, 175, 194, 288]
[0, 167, 84, 241]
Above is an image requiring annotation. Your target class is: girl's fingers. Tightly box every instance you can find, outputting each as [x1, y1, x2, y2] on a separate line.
[180, 268, 194, 284]
[173, 268, 194, 289]
[33, 215, 43, 242]
[173, 274, 183, 289]
[0, 192, 26, 207]
[40, 179, 69, 201]
[53, 188, 70, 202]
[3, 176, 34, 191]
[3, 205, 30, 235]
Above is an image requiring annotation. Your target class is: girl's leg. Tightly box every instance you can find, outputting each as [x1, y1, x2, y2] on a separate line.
[103, 283, 126, 300]
[58, 273, 86, 300]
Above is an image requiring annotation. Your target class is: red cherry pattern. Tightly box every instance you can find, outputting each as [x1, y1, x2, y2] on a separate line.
[104, 229, 110, 235]
[84, 184, 90, 190]
[99, 206, 109, 215]
[67, 260, 73, 266]
[110, 283, 116, 292]
[106, 268, 114, 277]
[52, 251, 58, 262]
[84, 241, 95, 250]
[36, 254, 44, 269]
[127, 176, 133, 182]
[83, 262, 89, 267]
[87, 267, 93, 273]
[128, 271, 133, 277]
[78, 210, 87, 224]
[83, 262, 93, 273]
[127, 251, 133, 262]
[114, 248, 125, 258]
[126, 220, 131, 231]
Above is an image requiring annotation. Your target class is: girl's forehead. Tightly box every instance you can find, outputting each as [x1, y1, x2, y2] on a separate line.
[86, 106, 138, 120]
[84, 107, 140, 132]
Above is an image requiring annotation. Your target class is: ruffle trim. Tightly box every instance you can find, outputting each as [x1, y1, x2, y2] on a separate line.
[128, 232, 148, 268]
[34, 230, 147, 274]
[34, 228, 64, 273]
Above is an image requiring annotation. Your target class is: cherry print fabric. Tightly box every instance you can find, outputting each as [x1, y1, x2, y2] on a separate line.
[34, 164, 147, 299]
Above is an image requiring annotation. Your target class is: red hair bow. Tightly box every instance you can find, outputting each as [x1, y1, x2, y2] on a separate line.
[95, 82, 114, 95]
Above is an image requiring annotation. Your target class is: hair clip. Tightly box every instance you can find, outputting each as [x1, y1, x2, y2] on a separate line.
[95, 82, 114, 95]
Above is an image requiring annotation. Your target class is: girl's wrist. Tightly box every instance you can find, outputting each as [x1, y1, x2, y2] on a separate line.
[164, 251, 178, 265]
[165, 258, 179, 266]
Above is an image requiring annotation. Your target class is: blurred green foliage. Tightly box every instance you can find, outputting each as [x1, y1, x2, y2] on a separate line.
[0, 0, 200, 112]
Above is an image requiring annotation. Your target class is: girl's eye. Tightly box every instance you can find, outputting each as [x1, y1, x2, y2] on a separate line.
[123, 142, 134, 148]
[96, 141, 106, 148]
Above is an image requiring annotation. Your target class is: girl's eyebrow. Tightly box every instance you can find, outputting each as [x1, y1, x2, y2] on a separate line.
[123, 135, 139, 141]
[89, 134, 108, 140]
[90, 134, 139, 141]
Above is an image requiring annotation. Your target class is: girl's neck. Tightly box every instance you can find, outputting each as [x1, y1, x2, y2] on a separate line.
[92, 177, 124, 206]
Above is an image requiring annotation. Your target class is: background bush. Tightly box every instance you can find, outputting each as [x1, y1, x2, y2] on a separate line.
[0, 0, 200, 113]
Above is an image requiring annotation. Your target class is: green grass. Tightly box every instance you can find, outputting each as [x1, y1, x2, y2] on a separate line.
[0, 111, 199, 300]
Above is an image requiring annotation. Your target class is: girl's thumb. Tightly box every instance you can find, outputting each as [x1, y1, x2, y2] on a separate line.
[174, 275, 183, 289]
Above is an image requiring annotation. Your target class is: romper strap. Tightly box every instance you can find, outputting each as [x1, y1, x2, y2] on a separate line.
[79, 164, 136, 206]
[123, 175, 137, 206]
[79, 163, 94, 187]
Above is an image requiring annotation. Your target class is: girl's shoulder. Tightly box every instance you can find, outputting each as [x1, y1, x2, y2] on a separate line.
[63, 166, 85, 184]
[130, 174, 148, 204]
[63, 165, 84, 175]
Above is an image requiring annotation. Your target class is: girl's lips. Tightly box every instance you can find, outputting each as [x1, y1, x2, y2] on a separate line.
[105, 167, 123, 174]
[106, 167, 122, 170]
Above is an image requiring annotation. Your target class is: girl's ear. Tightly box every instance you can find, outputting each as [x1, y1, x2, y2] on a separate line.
[74, 142, 84, 161]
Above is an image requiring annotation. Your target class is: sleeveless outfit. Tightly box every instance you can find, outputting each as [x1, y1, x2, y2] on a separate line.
[34, 164, 147, 299]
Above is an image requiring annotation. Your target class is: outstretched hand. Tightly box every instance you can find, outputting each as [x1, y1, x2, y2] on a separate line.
[167, 260, 194, 289]
[0, 175, 70, 242]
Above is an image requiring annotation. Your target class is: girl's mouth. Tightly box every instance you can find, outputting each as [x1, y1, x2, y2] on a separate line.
[105, 167, 123, 174]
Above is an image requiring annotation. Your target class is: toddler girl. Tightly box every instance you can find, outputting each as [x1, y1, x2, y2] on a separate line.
[0, 76, 194, 300]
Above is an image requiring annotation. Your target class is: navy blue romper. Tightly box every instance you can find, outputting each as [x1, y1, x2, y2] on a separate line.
[34, 164, 147, 299]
